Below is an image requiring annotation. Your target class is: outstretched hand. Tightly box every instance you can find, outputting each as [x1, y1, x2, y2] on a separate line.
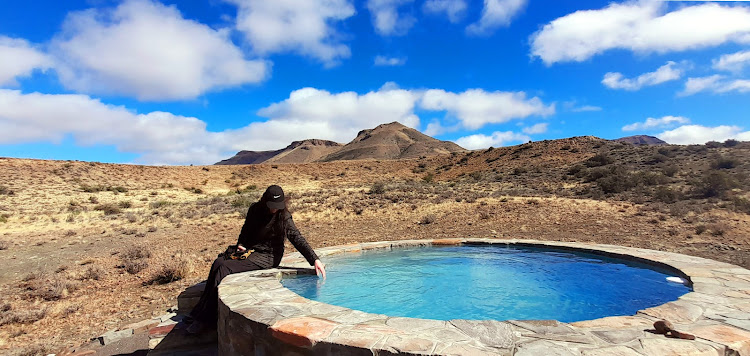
[314, 259, 326, 279]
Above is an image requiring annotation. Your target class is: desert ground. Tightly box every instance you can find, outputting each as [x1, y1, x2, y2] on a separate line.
[0, 136, 748, 355]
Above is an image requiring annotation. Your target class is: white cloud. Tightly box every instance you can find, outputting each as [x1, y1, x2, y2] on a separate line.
[50, 0, 268, 101]
[680, 75, 750, 96]
[0, 89, 228, 165]
[0, 36, 52, 86]
[0, 84, 556, 164]
[374, 55, 407, 66]
[572, 105, 602, 112]
[466, 0, 527, 36]
[422, 0, 467, 23]
[255, 86, 421, 147]
[622, 116, 690, 132]
[367, 0, 416, 36]
[455, 131, 530, 150]
[602, 61, 683, 91]
[522, 123, 548, 135]
[531, 2, 750, 65]
[229, 0, 355, 65]
[419, 89, 554, 130]
[657, 124, 750, 145]
[713, 50, 750, 72]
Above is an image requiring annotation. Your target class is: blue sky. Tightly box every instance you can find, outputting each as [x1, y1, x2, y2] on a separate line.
[1, 0, 749, 165]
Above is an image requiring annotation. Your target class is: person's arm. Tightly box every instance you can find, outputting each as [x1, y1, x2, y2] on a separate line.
[285, 213, 326, 278]
[236, 204, 258, 247]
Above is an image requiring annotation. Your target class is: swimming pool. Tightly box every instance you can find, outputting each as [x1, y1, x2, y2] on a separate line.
[281, 245, 692, 322]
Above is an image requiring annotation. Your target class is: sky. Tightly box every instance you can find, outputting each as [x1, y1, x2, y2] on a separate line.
[1, 0, 749, 165]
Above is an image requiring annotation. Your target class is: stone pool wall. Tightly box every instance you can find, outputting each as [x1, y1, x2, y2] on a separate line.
[217, 239, 750, 355]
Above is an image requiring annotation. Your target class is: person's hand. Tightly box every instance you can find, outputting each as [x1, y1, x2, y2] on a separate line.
[314, 259, 326, 279]
[237, 244, 247, 252]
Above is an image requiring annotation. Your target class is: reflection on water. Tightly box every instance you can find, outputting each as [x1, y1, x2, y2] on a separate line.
[281, 245, 691, 322]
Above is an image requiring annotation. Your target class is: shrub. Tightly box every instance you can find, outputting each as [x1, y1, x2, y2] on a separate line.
[662, 165, 679, 177]
[370, 182, 386, 194]
[469, 171, 482, 181]
[88, 196, 99, 204]
[122, 245, 152, 260]
[150, 200, 170, 209]
[695, 225, 707, 235]
[94, 203, 121, 215]
[653, 187, 681, 203]
[724, 139, 740, 147]
[118, 201, 132, 209]
[231, 195, 255, 208]
[149, 259, 190, 284]
[0, 240, 8, 250]
[124, 260, 148, 274]
[733, 197, 750, 214]
[419, 215, 436, 225]
[512, 167, 528, 175]
[712, 156, 739, 170]
[705, 141, 722, 148]
[584, 153, 613, 167]
[0, 306, 46, 326]
[567, 165, 584, 176]
[422, 173, 434, 183]
[0, 214, 8, 223]
[695, 171, 738, 198]
[647, 154, 668, 165]
[0, 185, 14, 195]
[80, 265, 105, 281]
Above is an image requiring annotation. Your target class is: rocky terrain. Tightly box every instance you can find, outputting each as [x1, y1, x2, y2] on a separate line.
[0, 135, 748, 355]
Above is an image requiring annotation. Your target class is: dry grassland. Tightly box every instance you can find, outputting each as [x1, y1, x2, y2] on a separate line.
[0, 137, 748, 354]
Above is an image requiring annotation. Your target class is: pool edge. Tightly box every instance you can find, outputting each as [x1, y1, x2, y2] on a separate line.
[218, 239, 750, 355]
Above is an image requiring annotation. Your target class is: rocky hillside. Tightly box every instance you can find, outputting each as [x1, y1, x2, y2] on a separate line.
[319, 122, 466, 162]
[615, 135, 667, 146]
[216, 139, 341, 165]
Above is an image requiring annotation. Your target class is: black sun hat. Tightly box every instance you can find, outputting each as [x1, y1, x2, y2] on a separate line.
[263, 185, 286, 210]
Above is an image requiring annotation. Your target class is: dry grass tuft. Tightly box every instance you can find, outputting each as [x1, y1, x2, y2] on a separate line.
[80, 265, 105, 281]
[148, 257, 191, 285]
[0, 304, 47, 327]
[0, 240, 9, 250]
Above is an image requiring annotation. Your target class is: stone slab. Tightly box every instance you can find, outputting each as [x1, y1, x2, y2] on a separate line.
[685, 323, 750, 355]
[639, 338, 721, 356]
[269, 317, 339, 348]
[449, 319, 516, 349]
[123, 318, 160, 333]
[98, 328, 134, 345]
[148, 324, 176, 339]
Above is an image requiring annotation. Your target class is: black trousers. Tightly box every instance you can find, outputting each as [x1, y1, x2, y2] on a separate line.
[190, 256, 265, 324]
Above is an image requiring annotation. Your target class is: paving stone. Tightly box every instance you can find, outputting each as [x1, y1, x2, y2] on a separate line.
[571, 316, 654, 330]
[433, 342, 509, 356]
[449, 320, 516, 349]
[269, 317, 339, 348]
[123, 318, 159, 333]
[508, 320, 581, 335]
[432, 239, 463, 246]
[386, 317, 447, 331]
[322, 309, 388, 324]
[148, 337, 164, 349]
[590, 329, 646, 345]
[373, 334, 436, 354]
[158, 312, 177, 323]
[149, 324, 176, 339]
[724, 290, 750, 299]
[98, 328, 134, 345]
[639, 338, 721, 356]
[514, 339, 579, 356]
[521, 332, 601, 345]
[324, 327, 385, 349]
[685, 323, 750, 355]
[581, 345, 643, 356]
[638, 300, 704, 323]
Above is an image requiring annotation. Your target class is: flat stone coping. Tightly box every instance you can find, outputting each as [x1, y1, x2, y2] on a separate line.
[217, 239, 750, 355]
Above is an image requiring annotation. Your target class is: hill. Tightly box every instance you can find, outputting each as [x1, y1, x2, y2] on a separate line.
[216, 139, 341, 165]
[215, 122, 466, 165]
[615, 135, 667, 146]
[319, 121, 466, 162]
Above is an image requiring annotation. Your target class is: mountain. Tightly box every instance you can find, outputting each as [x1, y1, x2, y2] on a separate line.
[615, 135, 667, 146]
[215, 139, 341, 165]
[318, 122, 466, 162]
[215, 122, 466, 165]
[264, 139, 342, 164]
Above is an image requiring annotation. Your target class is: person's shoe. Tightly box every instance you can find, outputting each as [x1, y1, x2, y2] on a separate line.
[186, 320, 206, 334]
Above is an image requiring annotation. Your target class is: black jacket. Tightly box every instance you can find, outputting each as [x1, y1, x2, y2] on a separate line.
[236, 202, 318, 268]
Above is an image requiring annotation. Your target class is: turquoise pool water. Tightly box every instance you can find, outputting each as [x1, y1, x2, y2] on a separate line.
[281, 245, 692, 322]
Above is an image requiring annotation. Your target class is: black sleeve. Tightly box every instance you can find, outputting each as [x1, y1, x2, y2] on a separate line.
[285, 213, 319, 265]
[237, 203, 258, 247]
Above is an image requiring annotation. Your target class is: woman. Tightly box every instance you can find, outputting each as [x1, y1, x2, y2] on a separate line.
[186, 184, 326, 334]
